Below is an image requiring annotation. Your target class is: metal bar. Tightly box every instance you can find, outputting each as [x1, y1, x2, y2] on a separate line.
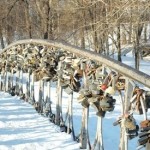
[1, 39, 150, 88]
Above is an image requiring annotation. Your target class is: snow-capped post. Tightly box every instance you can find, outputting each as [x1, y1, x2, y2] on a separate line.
[55, 61, 62, 125]
[80, 70, 89, 149]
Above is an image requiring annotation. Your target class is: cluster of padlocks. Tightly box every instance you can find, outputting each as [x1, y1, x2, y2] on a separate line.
[0, 42, 150, 149]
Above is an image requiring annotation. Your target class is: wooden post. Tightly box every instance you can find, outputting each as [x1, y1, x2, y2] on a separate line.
[97, 117, 104, 150]
[55, 61, 62, 125]
[0, 71, 2, 91]
[42, 80, 45, 102]
[19, 69, 23, 96]
[67, 92, 75, 140]
[25, 70, 30, 101]
[46, 80, 52, 114]
[2, 69, 5, 91]
[140, 95, 147, 120]
[146, 142, 150, 150]
[30, 73, 35, 104]
[5, 71, 9, 92]
[80, 71, 89, 149]
[92, 116, 104, 150]
[80, 107, 89, 149]
[8, 72, 11, 91]
[55, 78, 62, 125]
[4, 63, 8, 92]
[10, 69, 14, 89]
[45, 81, 50, 103]
[67, 93, 72, 134]
[38, 80, 43, 113]
[120, 78, 135, 150]
[15, 70, 19, 95]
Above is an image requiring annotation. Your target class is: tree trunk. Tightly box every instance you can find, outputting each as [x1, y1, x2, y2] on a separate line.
[144, 23, 147, 43]
[117, 24, 122, 62]
[0, 29, 5, 48]
[24, 0, 32, 38]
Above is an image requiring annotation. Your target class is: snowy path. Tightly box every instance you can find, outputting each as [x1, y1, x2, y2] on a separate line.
[0, 92, 79, 150]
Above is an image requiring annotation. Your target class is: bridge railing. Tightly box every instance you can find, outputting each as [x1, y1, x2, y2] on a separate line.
[0, 39, 150, 150]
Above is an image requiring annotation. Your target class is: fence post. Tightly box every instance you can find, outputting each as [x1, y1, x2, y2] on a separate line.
[0, 70, 2, 91]
[146, 143, 150, 150]
[4, 61, 8, 92]
[55, 61, 62, 125]
[19, 69, 23, 96]
[67, 92, 75, 140]
[25, 69, 31, 101]
[30, 72, 35, 104]
[80, 71, 89, 149]
[10, 69, 14, 89]
[120, 78, 135, 150]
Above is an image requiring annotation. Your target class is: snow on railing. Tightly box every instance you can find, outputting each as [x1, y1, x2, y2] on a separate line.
[0, 39, 150, 150]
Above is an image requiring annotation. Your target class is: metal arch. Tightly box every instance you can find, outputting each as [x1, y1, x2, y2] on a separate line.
[1, 39, 150, 88]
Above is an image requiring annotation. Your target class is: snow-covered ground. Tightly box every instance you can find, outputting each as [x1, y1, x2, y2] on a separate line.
[0, 52, 150, 150]
[0, 92, 80, 150]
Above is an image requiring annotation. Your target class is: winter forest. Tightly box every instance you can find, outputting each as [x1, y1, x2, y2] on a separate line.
[0, 0, 150, 150]
[0, 0, 150, 64]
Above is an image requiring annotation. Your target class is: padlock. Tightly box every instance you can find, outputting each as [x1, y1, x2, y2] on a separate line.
[70, 77, 81, 92]
[125, 117, 137, 130]
[100, 84, 108, 91]
[116, 77, 125, 90]
[145, 91, 150, 108]
[95, 66, 105, 80]
[81, 100, 89, 108]
[80, 61, 86, 70]
[90, 101, 100, 112]
[140, 120, 150, 128]
[28, 97, 35, 105]
[72, 58, 80, 69]
[77, 93, 86, 103]
[88, 97, 99, 103]
[74, 69, 83, 80]
[113, 117, 122, 126]
[100, 95, 116, 112]
[105, 86, 116, 95]
[138, 136, 149, 146]
[60, 79, 70, 88]
[49, 113, 55, 123]
[64, 85, 73, 95]
[96, 108, 106, 117]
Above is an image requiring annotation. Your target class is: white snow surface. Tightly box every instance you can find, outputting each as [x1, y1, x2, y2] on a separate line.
[0, 52, 150, 150]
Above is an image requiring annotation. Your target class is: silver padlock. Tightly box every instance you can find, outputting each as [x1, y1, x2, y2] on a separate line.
[80, 61, 86, 70]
